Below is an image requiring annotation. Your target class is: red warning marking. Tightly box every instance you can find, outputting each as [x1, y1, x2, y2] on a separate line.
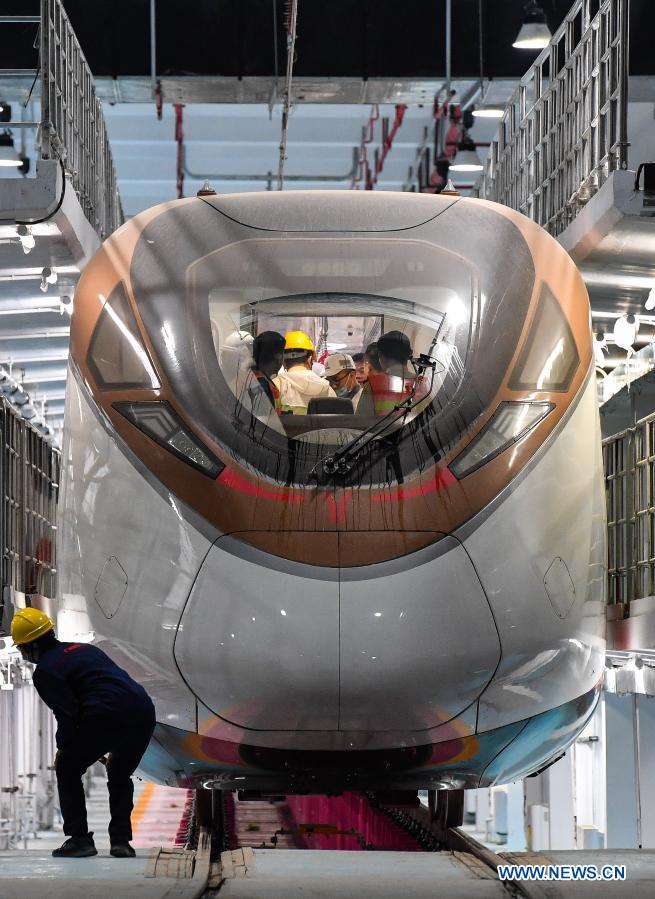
[325, 493, 349, 524]
[217, 468, 303, 503]
[371, 467, 457, 503]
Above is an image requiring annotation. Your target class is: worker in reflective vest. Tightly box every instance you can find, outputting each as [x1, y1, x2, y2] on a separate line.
[368, 330, 425, 415]
[10, 608, 156, 859]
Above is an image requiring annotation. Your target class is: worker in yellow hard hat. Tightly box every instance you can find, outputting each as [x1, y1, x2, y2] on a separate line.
[10, 606, 56, 650]
[276, 330, 335, 412]
[10, 607, 155, 860]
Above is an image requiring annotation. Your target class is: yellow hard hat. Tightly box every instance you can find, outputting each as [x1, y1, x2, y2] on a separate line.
[284, 330, 315, 353]
[10, 608, 55, 646]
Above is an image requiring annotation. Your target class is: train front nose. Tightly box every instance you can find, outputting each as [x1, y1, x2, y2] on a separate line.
[174, 533, 500, 733]
[337, 534, 500, 731]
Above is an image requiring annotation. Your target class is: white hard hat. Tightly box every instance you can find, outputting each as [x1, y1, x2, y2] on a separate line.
[323, 353, 355, 378]
[222, 330, 254, 353]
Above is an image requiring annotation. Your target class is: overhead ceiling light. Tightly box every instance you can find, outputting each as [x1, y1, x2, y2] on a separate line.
[16, 224, 35, 254]
[593, 331, 608, 368]
[513, 1, 552, 50]
[450, 132, 484, 172]
[645, 286, 655, 311]
[613, 313, 639, 352]
[0, 130, 21, 167]
[40, 266, 57, 292]
[0, 223, 59, 239]
[472, 106, 505, 119]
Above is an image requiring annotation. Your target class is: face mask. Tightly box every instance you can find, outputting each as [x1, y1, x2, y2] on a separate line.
[19, 643, 38, 664]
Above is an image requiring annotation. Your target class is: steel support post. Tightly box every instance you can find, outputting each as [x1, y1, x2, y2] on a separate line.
[605, 692, 640, 848]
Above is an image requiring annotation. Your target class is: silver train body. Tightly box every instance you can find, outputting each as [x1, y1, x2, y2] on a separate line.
[56, 191, 606, 792]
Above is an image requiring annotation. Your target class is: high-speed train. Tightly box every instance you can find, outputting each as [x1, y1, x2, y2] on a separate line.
[57, 190, 606, 799]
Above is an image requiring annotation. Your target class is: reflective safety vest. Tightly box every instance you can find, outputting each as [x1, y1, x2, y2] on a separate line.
[252, 370, 281, 414]
[368, 371, 424, 416]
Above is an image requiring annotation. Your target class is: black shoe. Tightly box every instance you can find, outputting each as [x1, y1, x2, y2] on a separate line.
[110, 841, 136, 858]
[52, 833, 97, 858]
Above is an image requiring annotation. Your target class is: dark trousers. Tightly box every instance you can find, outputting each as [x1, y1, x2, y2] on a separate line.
[56, 715, 155, 841]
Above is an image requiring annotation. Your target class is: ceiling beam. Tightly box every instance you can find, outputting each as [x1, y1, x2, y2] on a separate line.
[0, 327, 70, 340]
[0, 351, 69, 363]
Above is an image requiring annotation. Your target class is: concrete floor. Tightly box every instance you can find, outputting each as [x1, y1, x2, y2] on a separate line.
[0, 775, 190, 899]
[3, 780, 655, 898]
[214, 847, 655, 898]
[217, 849, 508, 898]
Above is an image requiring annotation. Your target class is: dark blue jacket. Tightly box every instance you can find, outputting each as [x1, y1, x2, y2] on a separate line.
[32, 641, 155, 748]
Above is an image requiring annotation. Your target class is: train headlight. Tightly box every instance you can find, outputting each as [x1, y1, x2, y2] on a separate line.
[450, 401, 553, 479]
[114, 401, 224, 478]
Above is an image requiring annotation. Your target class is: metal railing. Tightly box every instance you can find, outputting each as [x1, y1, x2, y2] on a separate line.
[1, 399, 60, 609]
[0, 657, 56, 850]
[40, 0, 123, 238]
[603, 426, 633, 604]
[603, 409, 655, 606]
[477, 0, 628, 236]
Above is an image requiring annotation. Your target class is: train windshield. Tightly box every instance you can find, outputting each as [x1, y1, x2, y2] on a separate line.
[196, 237, 473, 430]
[137, 236, 478, 483]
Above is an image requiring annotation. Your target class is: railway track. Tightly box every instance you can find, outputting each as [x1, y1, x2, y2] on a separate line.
[181, 789, 548, 898]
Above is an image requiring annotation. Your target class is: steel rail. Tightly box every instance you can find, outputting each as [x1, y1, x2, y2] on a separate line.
[446, 826, 548, 899]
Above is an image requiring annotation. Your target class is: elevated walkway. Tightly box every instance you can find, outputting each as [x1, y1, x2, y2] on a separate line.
[0, 0, 123, 437]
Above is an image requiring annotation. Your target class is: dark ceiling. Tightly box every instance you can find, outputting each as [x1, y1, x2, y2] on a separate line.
[2, 1, 653, 81]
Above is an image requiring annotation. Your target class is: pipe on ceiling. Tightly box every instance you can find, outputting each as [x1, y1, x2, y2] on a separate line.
[183, 145, 359, 186]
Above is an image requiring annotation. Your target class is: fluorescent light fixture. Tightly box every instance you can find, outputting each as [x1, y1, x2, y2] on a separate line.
[613, 314, 639, 351]
[593, 332, 608, 367]
[0, 130, 20, 168]
[0, 298, 61, 315]
[450, 152, 483, 172]
[40, 267, 57, 292]
[450, 131, 483, 172]
[16, 224, 35, 254]
[472, 106, 504, 119]
[0, 223, 59, 239]
[513, 1, 551, 50]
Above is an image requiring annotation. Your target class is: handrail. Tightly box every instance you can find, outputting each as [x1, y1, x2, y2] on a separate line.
[39, 0, 124, 238]
[476, 0, 629, 236]
[602, 405, 655, 607]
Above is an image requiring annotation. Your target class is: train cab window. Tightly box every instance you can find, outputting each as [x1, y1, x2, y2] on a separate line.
[213, 298, 457, 439]
[131, 234, 480, 483]
[127, 198, 541, 485]
[508, 283, 579, 393]
[88, 282, 160, 390]
[192, 239, 476, 445]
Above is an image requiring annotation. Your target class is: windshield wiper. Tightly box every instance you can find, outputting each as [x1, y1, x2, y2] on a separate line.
[313, 356, 438, 478]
